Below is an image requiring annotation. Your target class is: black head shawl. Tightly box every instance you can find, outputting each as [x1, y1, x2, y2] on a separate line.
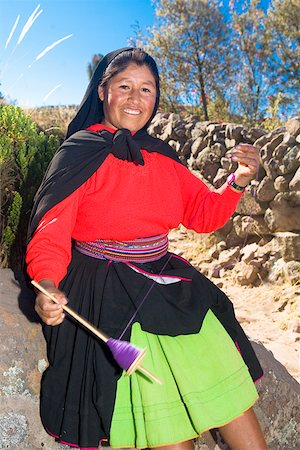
[28, 48, 180, 240]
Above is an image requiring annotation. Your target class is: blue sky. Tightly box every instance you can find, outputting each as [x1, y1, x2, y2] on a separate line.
[0, 0, 271, 108]
[0, 0, 156, 107]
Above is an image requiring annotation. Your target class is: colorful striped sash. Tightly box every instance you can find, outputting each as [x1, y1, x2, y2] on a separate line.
[74, 234, 169, 263]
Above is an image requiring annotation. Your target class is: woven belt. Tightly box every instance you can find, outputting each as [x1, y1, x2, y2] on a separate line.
[74, 234, 169, 263]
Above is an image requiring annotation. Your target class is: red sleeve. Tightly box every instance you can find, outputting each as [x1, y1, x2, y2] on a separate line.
[26, 185, 84, 287]
[175, 163, 243, 233]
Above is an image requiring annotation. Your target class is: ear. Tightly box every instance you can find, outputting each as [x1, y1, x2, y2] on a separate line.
[98, 85, 104, 101]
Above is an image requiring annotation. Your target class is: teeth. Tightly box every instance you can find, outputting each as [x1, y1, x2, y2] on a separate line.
[124, 108, 140, 115]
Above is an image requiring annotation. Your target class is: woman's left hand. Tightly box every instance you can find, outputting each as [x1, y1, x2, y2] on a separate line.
[230, 143, 260, 186]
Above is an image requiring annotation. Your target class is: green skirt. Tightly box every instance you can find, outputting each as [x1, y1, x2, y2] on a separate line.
[110, 309, 258, 448]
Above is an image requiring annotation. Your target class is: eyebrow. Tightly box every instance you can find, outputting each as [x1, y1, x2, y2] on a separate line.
[116, 77, 156, 87]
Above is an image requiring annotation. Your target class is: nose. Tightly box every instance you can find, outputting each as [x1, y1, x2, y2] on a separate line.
[128, 88, 140, 103]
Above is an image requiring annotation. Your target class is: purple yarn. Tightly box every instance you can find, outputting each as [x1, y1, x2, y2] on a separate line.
[107, 338, 141, 370]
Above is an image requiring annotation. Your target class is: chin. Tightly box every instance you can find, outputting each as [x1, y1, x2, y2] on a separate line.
[121, 123, 145, 133]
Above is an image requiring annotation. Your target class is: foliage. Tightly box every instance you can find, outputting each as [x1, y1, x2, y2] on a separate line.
[0, 105, 60, 268]
[135, 0, 233, 121]
[130, 0, 299, 125]
[263, 0, 300, 118]
[87, 54, 103, 80]
[24, 105, 78, 138]
[260, 92, 285, 130]
[230, 0, 270, 124]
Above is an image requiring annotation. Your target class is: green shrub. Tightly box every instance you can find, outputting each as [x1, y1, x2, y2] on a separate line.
[0, 105, 60, 268]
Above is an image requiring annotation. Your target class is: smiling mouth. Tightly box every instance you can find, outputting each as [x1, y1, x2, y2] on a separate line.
[123, 108, 141, 115]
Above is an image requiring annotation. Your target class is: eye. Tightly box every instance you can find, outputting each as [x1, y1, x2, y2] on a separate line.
[142, 87, 151, 93]
[120, 84, 129, 90]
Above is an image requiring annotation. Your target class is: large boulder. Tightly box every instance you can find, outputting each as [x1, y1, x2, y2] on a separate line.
[0, 269, 67, 449]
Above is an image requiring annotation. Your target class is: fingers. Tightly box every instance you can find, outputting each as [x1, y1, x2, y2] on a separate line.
[35, 289, 68, 326]
[229, 144, 260, 174]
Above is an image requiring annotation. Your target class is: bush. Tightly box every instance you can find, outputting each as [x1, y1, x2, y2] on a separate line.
[0, 105, 60, 268]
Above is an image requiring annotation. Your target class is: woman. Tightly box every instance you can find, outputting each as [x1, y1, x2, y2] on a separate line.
[26, 48, 267, 450]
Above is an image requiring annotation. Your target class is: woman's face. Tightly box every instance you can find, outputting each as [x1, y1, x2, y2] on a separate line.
[98, 63, 157, 133]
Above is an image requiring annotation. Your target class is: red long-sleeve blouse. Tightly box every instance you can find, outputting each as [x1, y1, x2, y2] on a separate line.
[26, 124, 243, 286]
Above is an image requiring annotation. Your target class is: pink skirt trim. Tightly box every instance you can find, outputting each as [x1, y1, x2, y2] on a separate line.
[46, 428, 99, 449]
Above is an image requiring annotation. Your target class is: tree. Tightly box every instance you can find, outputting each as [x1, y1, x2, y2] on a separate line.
[137, 0, 234, 120]
[87, 54, 103, 80]
[230, 0, 270, 124]
[263, 0, 300, 117]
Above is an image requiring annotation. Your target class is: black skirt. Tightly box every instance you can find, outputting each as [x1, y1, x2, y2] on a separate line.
[40, 249, 263, 448]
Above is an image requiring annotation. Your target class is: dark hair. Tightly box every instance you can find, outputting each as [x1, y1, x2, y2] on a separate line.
[99, 48, 160, 96]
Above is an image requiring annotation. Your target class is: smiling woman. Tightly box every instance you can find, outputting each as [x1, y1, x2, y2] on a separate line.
[26, 48, 267, 450]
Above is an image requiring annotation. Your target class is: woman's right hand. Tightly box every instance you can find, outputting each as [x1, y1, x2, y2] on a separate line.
[34, 279, 68, 326]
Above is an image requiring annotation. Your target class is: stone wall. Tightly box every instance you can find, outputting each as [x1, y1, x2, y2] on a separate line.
[149, 114, 300, 285]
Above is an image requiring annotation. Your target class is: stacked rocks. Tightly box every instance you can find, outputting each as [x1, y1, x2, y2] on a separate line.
[149, 114, 300, 285]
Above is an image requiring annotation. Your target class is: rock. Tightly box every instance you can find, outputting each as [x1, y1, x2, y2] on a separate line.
[278, 145, 300, 175]
[284, 261, 300, 284]
[282, 131, 298, 146]
[225, 123, 244, 140]
[289, 166, 300, 190]
[241, 243, 259, 263]
[264, 158, 279, 179]
[197, 336, 300, 450]
[274, 174, 294, 192]
[211, 142, 227, 157]
[0, 413, 28, 447]
[179, 139, 192, 158]
[285, 116, 300, 137]
[173, 125, 187, 139]
[0, 275, 44, 397]
[191, 136, 208, 157]
[271, 232, 300, 262]
[236, 189, 267, 216]
[265, 194, 300, 232]
[289, 319, 300, 333]
[267, 257, 287, 282]
[260, 142, 274, 163]
[225, 137, 236, 149]
[160, 120, 174, 141]
[217, 241, 227, 252]
[195, 148, 220, 181]
[191, 121, 210, 140]
[0, 269, 70, 449]
[233, 215, 271, 238]
[215, 218, 233, 240]
[272, 191, 300, 207]
[273, 143, 288, 159]
[213, 168, 228, 188]
[207, 123, 223, 135]
[233, 261, 259, 285]
[220, 156, 233, 171]
[218, 247, 240, 267]
[250, 342, 300, 450]
[168, 139, 181, 152]
[255, 134, 271, 148]
[269, 133, 285, 151]
[245, 127, 267, 142]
